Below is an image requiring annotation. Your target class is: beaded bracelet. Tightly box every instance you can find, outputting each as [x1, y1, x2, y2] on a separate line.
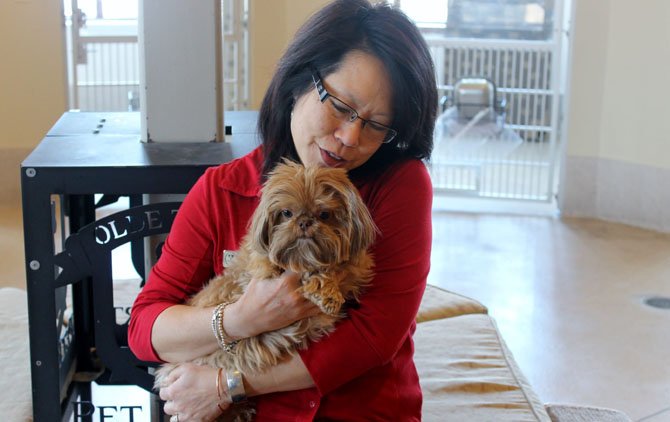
[211, 302, 238, 353]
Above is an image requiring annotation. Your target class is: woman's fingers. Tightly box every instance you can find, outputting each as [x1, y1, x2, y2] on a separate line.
[228, 271, 323, 338]
[158, 363, 227, 421]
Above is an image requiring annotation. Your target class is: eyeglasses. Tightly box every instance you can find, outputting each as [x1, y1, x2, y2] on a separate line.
[311, 72, 397, 144]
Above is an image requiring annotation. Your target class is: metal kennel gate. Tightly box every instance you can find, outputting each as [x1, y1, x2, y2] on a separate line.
[425, 7, 569, 203]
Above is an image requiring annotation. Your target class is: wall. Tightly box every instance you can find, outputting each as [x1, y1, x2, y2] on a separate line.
[0, 0, 326, 206]
[248, 0, 329, 108]
[6, 1, 669, 231]
[0, 0, 67, 207]
[560, 0, 670, 232]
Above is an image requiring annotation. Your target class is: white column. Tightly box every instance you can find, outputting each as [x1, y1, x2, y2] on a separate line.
[138, 0, 223, 143]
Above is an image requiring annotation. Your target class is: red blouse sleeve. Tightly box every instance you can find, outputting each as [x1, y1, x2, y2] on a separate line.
[128, 170, 217, 362]
[299, 160, 433, 394]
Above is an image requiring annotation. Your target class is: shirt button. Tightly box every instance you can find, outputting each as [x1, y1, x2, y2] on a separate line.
[309, 401, 316, 408]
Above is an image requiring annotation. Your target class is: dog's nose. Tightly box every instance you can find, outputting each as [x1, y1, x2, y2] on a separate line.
[299, 217, 314, 231]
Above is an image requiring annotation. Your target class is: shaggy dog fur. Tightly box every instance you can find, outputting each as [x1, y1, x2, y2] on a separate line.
[155, 161, 377, 421]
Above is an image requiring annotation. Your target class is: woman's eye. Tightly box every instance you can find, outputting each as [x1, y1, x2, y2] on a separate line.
[329, 99, 352, 117]
[367, 121, 388, 133]
[281, 209, 293, 218]
[319, 211, 330, 220]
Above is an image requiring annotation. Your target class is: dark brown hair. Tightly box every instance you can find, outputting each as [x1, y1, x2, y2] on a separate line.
[258, 0, 437, 179]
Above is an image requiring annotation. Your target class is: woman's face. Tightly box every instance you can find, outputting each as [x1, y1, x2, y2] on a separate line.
[290, 50, 393, 171]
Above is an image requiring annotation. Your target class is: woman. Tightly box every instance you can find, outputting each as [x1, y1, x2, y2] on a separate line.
[128, 0, 437, 420]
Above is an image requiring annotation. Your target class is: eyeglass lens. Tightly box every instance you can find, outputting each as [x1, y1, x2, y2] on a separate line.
[313, 72, 396, 144]
[326, 96, 396, 143]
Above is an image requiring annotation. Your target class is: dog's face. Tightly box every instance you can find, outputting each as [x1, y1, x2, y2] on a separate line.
[249, 160, 376, 272]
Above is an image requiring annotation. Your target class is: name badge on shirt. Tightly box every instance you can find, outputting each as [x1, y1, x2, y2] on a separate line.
[223, 250, 238, 268]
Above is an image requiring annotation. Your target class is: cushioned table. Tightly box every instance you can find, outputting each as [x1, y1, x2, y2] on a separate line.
[0, 284, 632, 421]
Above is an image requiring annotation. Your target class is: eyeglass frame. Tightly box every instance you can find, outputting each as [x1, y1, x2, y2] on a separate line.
[310, 70, 398, 144]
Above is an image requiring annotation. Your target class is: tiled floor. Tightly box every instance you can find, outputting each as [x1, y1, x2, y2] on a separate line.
[3, 201, 670, 421]
[428, 208, 670, 422]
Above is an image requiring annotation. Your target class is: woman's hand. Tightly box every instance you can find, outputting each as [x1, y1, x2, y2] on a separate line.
[159, 363, 228, 422]
[151, 271, 321, 363]
[225, 271, 321, 339]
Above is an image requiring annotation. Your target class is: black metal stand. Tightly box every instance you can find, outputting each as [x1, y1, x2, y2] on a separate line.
[21, 111, 258, 421]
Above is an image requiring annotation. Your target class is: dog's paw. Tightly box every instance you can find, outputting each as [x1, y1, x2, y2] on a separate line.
[309, 288, 344, 316]
[300, 275, 345, 315]
[317, 293, 344, 316]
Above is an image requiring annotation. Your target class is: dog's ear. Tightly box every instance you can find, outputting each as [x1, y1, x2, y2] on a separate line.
[249, 194, 272, 253]
[323, 169, 377, 257]
[249, 161, 301, 254]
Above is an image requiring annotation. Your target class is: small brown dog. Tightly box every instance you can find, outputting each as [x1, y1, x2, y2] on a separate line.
[155, 160, 376, 421]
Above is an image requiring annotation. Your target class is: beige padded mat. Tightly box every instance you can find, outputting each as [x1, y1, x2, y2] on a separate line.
[0, 288, 32, 421]
[415, 314, 551, 422]
[417, 284, 488, 322]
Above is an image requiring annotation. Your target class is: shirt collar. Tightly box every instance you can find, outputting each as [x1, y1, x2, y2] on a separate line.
[217, 146, 264, 198]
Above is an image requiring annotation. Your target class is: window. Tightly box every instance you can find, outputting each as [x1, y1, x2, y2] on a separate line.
[63, 0, 138, 38]
[399, 0, 555, 41]
[398, 0, 450, 29]
[64, 0, 138, 20]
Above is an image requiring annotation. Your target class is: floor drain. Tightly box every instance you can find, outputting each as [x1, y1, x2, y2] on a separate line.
[643, 296, 670, 310]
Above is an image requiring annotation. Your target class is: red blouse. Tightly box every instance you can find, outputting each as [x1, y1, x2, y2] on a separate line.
[128, 147, 432, 421]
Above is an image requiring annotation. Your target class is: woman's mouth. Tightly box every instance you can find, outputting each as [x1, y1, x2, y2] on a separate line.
[320, 148, 346, 167]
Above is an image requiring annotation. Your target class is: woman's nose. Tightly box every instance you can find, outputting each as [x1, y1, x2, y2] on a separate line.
[335, 119, 363, 148]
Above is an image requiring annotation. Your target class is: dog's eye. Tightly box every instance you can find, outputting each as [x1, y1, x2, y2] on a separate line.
[281, 209, 293, 218]
[319, 211, 330, 220]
